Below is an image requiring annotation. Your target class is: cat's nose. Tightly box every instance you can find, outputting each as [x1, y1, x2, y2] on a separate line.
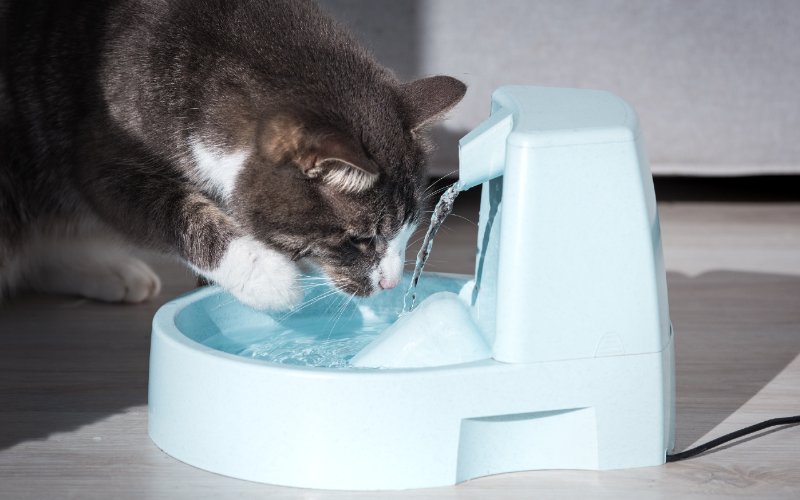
[379, 276, 399, 290]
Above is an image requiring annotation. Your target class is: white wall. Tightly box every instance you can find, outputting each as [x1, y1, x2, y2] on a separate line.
[320, 0, 800, 176]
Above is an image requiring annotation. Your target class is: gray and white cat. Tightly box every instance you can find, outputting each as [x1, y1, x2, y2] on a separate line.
[0, 0, 466, 309]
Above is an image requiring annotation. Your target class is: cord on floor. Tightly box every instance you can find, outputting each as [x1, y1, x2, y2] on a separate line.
[666, 415, 800, 462]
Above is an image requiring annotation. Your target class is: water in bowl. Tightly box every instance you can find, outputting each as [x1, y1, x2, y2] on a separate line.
[201, 303, 395, 369]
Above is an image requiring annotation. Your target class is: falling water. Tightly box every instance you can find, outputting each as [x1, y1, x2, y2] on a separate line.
[402, 184, 461, 312]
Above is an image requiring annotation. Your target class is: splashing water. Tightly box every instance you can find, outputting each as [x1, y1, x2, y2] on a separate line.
[402, 184, 461, 312]
[203, 317, 393, 368]
[234, 321, 389, 368]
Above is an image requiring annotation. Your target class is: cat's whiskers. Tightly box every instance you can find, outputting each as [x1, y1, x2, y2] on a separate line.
[407, 235, 428, 248]
[297, 273, 328, 279]
[321, 295, 346, 339]
[296, 275, 335, 291]
[417, 216, 457, 234]
[424, 183, 456, 201]
[298, 283, 333, 292]
[423, 169, 459, 195]
[443, 213, 476, 226]
[325, 291, 357, 341]
[422, 211, 475, 228]
[277, 288, 342, 321]
[296, 278, 330, 285]
[298, 280, 329, 286]
[320, 281, 352, 318]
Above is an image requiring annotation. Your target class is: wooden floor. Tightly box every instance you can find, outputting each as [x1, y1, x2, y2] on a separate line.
[1, 182, 799, 499]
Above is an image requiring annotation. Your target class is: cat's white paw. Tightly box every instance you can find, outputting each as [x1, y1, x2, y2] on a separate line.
[203, 236, 302, 311]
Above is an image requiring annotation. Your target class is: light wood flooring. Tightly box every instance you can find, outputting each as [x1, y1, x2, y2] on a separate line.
[1, 180, 799, 499]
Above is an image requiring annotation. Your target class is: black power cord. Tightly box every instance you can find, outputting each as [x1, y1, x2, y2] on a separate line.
[666, 415, 800, 462]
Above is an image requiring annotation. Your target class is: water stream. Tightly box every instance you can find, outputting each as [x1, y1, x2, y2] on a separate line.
[402, 184, 461, 312]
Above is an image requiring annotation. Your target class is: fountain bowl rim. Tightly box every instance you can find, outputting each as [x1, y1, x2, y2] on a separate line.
[152, 271, 495, 376]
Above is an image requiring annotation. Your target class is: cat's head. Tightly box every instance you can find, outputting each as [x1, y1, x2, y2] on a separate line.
[193, 76, 466, 297]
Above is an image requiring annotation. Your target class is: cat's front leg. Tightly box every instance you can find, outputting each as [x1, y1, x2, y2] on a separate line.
[77, 136, 303, 311]
[195, 235, 302, 311]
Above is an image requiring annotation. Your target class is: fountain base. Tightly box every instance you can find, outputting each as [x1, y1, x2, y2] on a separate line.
[149, 273, 673, 490]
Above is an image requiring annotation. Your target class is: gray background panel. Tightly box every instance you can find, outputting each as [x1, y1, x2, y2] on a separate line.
[319, 0, 800, 175]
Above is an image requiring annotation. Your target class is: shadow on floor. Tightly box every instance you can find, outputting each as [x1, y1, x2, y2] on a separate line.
[667, 270, 800, 451]
[0, 257, 196, 451]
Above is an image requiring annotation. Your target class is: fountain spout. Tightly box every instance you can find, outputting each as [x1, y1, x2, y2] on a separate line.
[456, 107, 513, 191]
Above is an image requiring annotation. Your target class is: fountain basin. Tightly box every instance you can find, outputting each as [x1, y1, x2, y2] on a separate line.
[148, 272, 673, 490]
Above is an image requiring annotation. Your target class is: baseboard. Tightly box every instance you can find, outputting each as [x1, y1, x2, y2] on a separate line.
[427, 163, 800, 179]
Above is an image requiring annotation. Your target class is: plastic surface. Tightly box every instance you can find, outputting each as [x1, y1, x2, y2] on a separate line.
[457, 107, 513, 191]
[148, 86, 675, 490]
[350, 291, 491, 368]
[460, 86, 670, 364]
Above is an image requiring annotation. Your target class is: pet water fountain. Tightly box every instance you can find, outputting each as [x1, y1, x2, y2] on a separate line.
[149, 86, 675, 490]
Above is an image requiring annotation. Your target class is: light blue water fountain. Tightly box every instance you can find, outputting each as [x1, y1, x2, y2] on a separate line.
[148, 86, 675, 490]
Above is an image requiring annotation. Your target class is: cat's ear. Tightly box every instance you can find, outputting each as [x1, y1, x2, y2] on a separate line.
[304, 134, 380, 193]
[399, 75, 467, 131]
[260, 115, 379, 193]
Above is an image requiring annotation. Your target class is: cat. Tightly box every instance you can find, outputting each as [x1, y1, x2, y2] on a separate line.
[0, 0, 466, 310]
